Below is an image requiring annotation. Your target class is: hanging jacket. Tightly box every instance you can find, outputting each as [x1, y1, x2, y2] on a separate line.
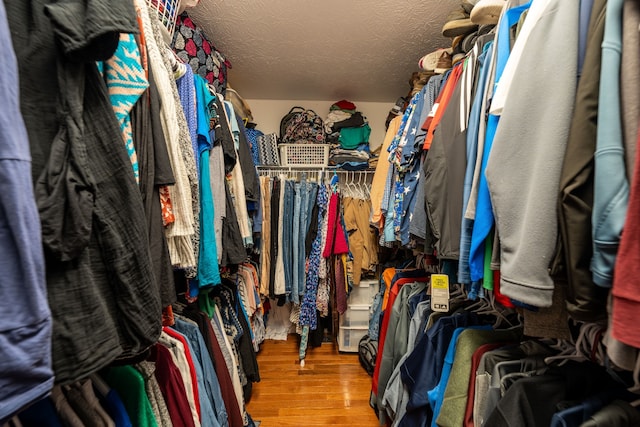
[554, 0, 608, 321]
[591, 0, 628, 288]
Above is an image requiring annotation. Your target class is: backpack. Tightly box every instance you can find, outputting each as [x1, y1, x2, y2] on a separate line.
[279, 106, 326, 144]
[358, 334, 378, 376]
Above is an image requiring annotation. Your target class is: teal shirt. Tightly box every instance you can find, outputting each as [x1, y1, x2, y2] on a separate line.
[339, 124, 371, 149]
[194, 76, 221, 291]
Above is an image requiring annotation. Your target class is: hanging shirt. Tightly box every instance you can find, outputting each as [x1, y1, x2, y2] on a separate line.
[102, 33, 149, 183]
[300, 184, 329, 330]
[0, 1, 53, 420]
[422, 63, 464, 150]
[409, 74, 446, 242]
[165, 326, 220, 427]
[140, 0, 198, 270]
[490, 0, 552, 116]
[322, 191, 350, 257]
[485, 0, 579, 308]
[371, 116, 402, 228]
[468, 1, 531, 282]
[388, 95, 420, 166]
[191, 76, 221, 296]
[459, 42, 493, 286]
[159, 330, 202, 427]
[591, 0, 628, 288]
[177, 66, 200, 173]
[244, 127, 263, 166]
[102, 366, 159, 427]
[8, 0, 164, 384]
[424, 60, 468, 259]
[222, 100, 253, 247]
[398, 88, 427, 172]
[555, 0, 608, 321]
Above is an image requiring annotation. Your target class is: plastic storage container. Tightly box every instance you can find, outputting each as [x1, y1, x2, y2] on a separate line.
[348, 279, 380, 306]
[339, 304, 371, 328]
[279, 144, 329, 168]
[338, 326, 368, 352]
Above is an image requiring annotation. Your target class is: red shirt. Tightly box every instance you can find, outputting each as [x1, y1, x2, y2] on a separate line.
[322, 192, 349, 258]
[464, 342, 512, 427]
[612, 128, 640, 347]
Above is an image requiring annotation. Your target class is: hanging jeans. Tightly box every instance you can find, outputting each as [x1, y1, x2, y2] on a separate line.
[283, 180, 295, 298]
[291, 181, 303, 304]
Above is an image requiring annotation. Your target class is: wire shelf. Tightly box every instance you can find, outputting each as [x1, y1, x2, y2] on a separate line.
[146, 0, 181, 38]
[257, 167, 374, 195]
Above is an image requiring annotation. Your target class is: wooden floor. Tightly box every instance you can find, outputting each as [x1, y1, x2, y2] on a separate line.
[247, 335, 380, 426]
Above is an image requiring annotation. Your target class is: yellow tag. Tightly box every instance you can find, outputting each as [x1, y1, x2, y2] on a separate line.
[431, 274, 450, 312]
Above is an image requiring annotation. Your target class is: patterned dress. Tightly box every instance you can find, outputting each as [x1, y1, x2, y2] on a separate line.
[299, 183, 329, 330]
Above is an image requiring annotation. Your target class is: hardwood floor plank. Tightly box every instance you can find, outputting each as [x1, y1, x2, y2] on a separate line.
[247, 335, 379, 426]
[255, 416, 377, 427]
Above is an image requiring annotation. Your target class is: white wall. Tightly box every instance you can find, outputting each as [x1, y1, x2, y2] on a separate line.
[246, 99, 393, 151]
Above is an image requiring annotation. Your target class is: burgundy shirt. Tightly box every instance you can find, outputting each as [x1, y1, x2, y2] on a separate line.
[152, 344, 196, 427]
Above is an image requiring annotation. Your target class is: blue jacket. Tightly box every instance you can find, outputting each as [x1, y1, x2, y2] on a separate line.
[591, 0, 628, 287]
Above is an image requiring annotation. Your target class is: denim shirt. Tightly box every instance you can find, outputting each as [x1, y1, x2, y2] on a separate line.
[173, 319, 229, 427]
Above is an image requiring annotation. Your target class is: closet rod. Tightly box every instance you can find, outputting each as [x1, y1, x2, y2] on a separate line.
[256, 166, 375, 175]
[256, 167, 375, 183]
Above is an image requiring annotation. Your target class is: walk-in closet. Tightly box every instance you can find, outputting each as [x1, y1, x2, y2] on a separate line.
[2, 0, 640, 426]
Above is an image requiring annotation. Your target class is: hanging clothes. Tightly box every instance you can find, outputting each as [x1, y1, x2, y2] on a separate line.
[591, 0, 628, 289]
[131, 57, 178, 308]
[191, 75, 221, 296]
[555, 0, 608, 322]
[485, 0, 579, 308]
[7, 0, 164, 384]
[0, 0, 53, 421]
[458, 41, 494, 294]
[139, 0, 198, 271]
[342, 196, 378, 285]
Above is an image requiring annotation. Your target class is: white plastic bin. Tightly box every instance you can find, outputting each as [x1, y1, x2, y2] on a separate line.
[338, 326, 368, 352]
[348, 279, 380, 305]
[339, 304, 371, 328]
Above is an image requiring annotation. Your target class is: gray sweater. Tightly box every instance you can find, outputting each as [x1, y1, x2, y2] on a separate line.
[485, 0, 579, 307]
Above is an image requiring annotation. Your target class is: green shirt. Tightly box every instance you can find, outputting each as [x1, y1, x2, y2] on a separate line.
[103, 366, 159, 427]
[339, 124, 371, 149]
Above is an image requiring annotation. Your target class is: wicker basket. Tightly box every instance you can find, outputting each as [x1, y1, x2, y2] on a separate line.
[279, 144, 329, 168]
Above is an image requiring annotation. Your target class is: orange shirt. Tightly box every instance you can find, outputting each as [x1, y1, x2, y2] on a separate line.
[380, 267, 397, 311]
[422, 62, 465, 150]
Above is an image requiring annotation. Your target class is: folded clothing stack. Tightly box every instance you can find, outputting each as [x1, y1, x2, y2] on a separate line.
[325, 100, 372, 170]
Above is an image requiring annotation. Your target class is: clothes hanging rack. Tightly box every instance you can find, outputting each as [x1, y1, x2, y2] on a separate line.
[257, 165, 375, 182]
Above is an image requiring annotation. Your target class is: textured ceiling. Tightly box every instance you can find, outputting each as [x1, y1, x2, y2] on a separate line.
[189, 0, 459, 102]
